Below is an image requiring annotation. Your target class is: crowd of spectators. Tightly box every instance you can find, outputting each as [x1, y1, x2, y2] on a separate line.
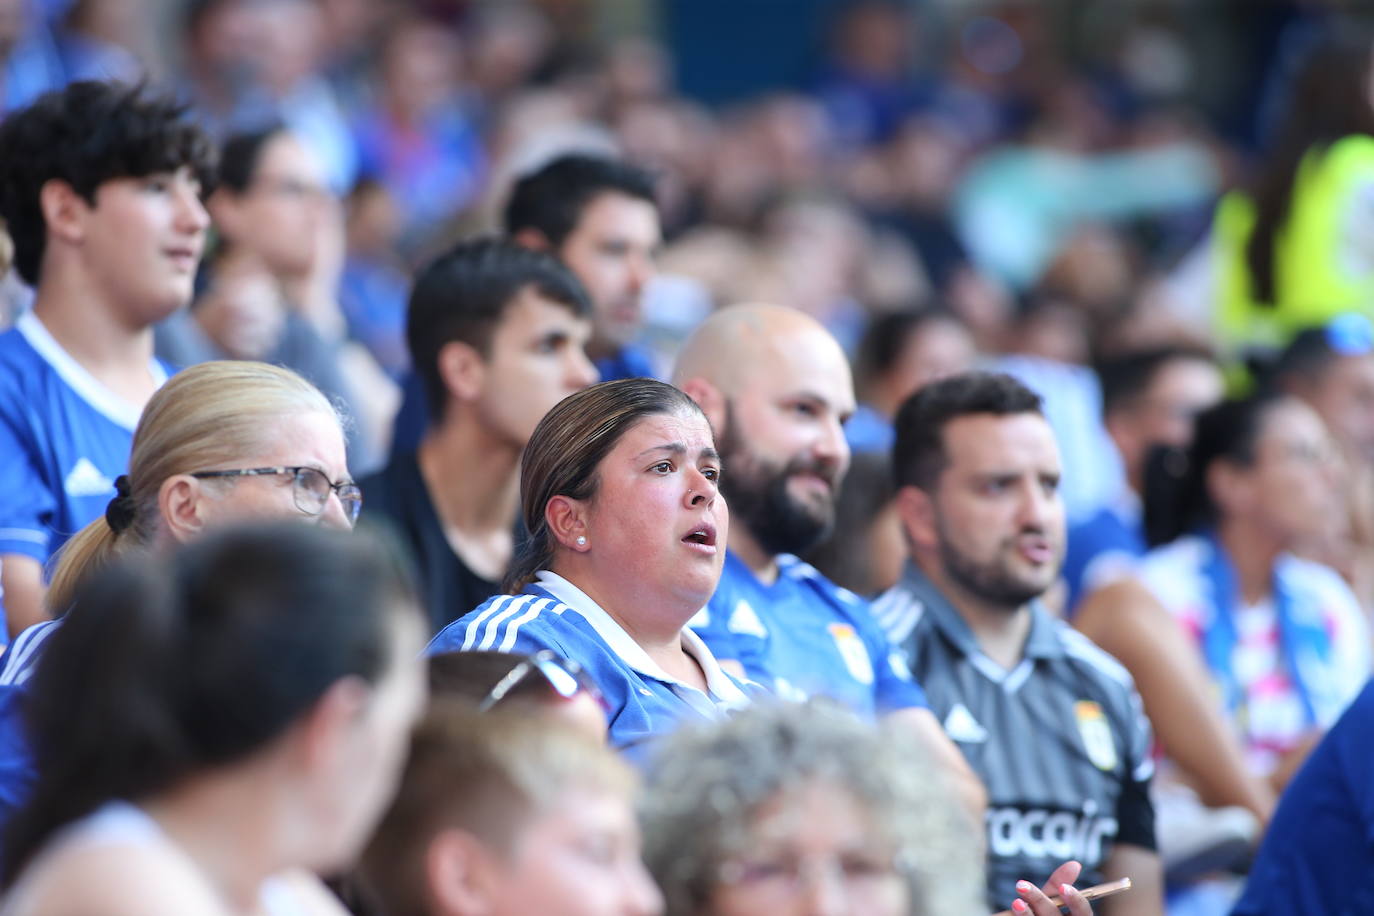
[2, 0, 1374, 914]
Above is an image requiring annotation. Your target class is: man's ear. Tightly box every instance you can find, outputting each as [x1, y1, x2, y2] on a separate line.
[545, 494, 589, 552]
[512, 227, 551, 252]
[678, 376, 727, 435]
[427, 828, 500, 916]
[894, 485, 938, 551]
[437, 340, 487, 405]
[39, 179, 89, 246]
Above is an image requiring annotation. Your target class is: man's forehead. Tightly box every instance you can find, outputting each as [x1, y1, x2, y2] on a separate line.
[942, 412, 1060, 468]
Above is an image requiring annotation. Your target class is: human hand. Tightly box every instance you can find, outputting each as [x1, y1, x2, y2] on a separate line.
[994, 861, 1092, 916]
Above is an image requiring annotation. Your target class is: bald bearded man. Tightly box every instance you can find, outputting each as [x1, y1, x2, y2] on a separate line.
[674, 304, 986, 817]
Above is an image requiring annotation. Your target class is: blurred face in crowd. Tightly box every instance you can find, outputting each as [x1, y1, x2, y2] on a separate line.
[877, 317, 977, 412]
[1218, 399, 1341, 548]
[471, 288, 598, 449]
[218, 133, 332, 278]
[477, 788, 663, 916]
[572, 409, 726, 614]
[706, 779, 909, 916]
[1305, 353, 1374, 462]
[717, 327, 854, 557]
[911, 412, 1065, 611]
[76, 167, 209, 326]
[556, 191, 660, 353]
[1110, 357, 1224, 485]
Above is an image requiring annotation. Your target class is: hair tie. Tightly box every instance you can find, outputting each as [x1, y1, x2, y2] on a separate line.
[105, 474, 137, 534]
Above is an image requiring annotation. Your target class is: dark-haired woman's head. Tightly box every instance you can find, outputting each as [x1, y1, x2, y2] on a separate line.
[1145, 394, 1340, 548]
[505, 378, 726, 619]
[6, 522, 428, 885]
[209, 126, 330, 277]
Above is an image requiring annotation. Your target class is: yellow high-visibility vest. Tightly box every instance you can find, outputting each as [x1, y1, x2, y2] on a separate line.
[1214, 134, 1374, 356]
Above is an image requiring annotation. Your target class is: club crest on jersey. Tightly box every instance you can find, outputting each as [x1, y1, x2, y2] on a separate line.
[1075, 700, 1117, 771]
[827, 623, 874, 684]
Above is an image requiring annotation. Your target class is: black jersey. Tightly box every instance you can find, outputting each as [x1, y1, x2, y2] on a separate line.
[874, 562, 1156, 911]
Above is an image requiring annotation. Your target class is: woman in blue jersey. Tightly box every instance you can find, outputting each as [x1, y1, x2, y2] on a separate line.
[430, 378, 753, 754]
[0, 524, 426, 916]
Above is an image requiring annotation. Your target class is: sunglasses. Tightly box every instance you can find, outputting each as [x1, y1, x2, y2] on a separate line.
[478, 650, 609, 714]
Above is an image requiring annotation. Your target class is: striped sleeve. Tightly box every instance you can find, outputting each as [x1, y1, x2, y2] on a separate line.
[427, 595, 563, 657]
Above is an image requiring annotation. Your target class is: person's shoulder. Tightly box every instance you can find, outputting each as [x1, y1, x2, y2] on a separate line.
[1053, 621, 1137, 694]
[7, 838, 223, 916]
[428, 590, 579, 655]
[0, 325, 42, 390]
[1279, 553, 1360, 602]
[777, 555, 867, 609]
[871, 579, 932, 646]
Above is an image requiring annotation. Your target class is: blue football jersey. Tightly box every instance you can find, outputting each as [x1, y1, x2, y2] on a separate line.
[0, 313, 168, 566]
[428, 571, 756, 757]
[691, 550, 927, 718]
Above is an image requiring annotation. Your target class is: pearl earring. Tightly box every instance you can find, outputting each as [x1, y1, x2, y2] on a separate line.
[576, 536, 587, 547]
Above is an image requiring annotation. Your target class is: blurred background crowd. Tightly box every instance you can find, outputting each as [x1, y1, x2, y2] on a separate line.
[0, 0, 1363, 480]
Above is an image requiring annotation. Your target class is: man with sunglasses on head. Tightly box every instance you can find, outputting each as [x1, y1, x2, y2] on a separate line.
[359, 239, 597, 633]
[0, 82, 214, 639]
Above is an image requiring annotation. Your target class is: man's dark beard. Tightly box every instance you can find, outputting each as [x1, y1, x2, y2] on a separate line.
[718, 408, 837, 557]
[936, 518, 1053, 611]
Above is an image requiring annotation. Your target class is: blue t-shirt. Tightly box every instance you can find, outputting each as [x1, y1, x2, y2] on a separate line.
[1061, 491, 1145, 615]
[1231, 679, 1374, 916]
[691, 551, 927, 718]
[0, 314, 169, 620]
[593, 343, 657, 384]
[0, 618, 62, 828]
[428, 572, 756, 756]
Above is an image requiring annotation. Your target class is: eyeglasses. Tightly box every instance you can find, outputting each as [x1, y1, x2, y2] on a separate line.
[479, 649, 608, 713]
[716, 849, 910, 898]
[191, 466, 362, 524]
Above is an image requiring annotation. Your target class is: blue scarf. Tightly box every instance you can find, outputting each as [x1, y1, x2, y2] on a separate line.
[1199, 530, 1334, 726]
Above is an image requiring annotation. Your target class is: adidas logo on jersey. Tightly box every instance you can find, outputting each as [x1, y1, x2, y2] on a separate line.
[64, 458, 113, 498]
[943, 703, 989, 743]
[728, 599, 769, 638]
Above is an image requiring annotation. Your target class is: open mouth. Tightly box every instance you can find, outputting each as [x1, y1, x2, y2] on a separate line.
[682, 523, 717, 547]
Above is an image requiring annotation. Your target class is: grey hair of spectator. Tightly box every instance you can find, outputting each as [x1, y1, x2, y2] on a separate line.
[639, 701, 984, 916]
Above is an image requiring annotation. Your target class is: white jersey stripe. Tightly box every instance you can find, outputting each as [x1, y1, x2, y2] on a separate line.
[496, 598, 555, 653]
[0, 620, 60, 686]
[460, 595, 524, 651]
[478, 595, 542, 651]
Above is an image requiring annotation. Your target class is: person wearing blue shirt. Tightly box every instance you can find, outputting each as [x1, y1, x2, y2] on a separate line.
[389, 153, 663, 455]
[672, 303, 984, 816]
[1231, 679, 1374, 915]
[0, 81, 214, 638]
[429, 378, 755, 759]
[1063, 346, 1222, 612]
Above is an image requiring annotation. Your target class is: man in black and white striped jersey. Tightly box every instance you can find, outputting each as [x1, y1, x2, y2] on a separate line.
[873, 371, 1163, 915]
